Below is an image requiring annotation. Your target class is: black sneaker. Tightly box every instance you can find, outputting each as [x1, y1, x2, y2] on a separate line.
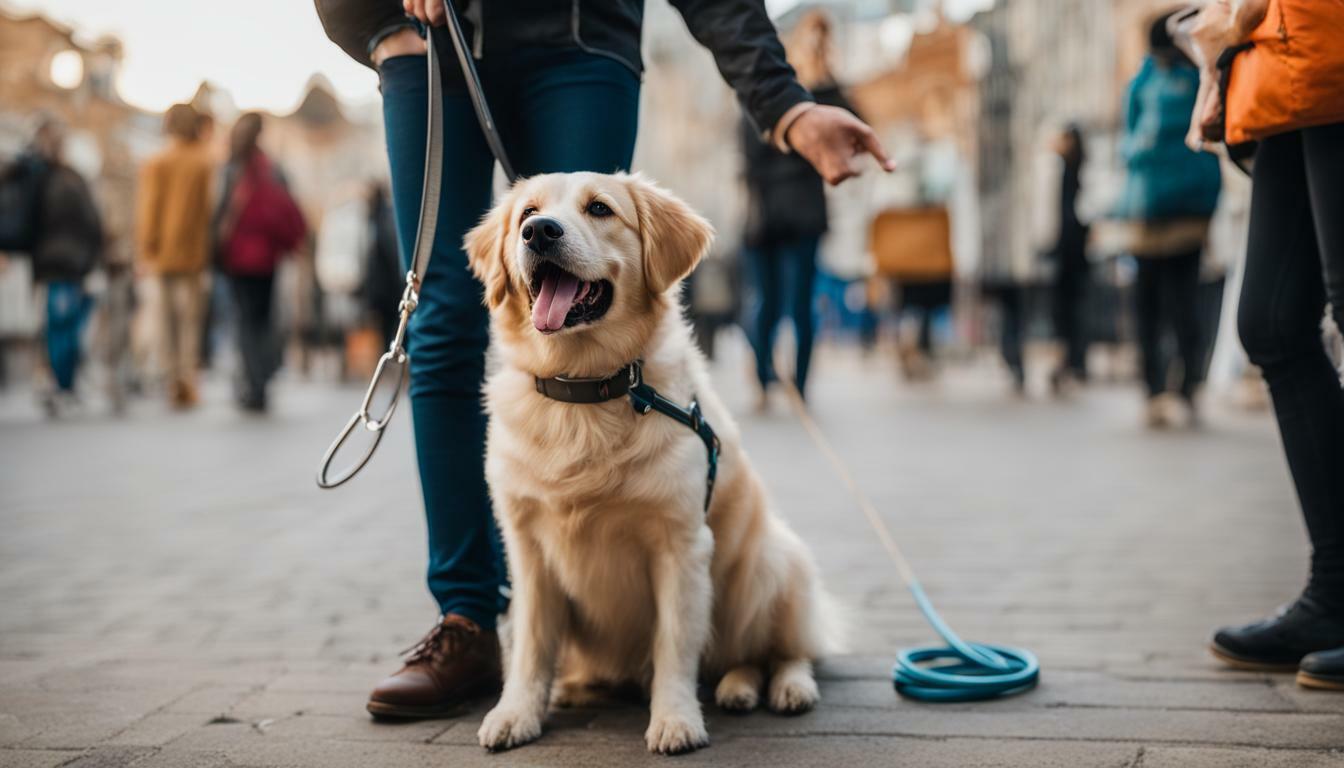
[1211, 596, 1344, 672]
[1298, 646, 1344, 691]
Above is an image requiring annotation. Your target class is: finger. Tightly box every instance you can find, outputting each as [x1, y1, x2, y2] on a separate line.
[857, 124, 897, 172]
[826, 159, 857, 186]
[426, 0, 445, 26]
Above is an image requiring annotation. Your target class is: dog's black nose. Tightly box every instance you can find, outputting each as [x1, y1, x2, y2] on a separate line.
[522, 216, 564, 252]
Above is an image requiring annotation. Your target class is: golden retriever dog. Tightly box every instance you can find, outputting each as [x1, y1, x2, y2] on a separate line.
[464, 172, 834, 755]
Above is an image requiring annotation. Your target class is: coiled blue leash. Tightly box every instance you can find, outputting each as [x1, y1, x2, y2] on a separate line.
[778, 377, 1040, 702]
[893, 580, 1039, 701]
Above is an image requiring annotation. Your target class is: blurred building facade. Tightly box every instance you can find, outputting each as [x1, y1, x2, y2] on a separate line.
[0, 6, 389, 383]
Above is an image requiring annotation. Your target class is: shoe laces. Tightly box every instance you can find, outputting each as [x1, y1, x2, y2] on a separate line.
[401, 617, 478, 665]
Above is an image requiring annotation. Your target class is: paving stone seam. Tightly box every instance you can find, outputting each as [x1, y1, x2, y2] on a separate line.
[706, 730, 1344, 751]
[816, 702, 1344, 716]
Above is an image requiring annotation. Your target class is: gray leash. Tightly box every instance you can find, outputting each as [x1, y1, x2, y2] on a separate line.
[317, 1, 516, 488]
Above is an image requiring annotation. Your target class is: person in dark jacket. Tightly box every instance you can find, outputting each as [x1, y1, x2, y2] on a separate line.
[315, 0, 893, 723]
[215, 113, 307, 412]
[1121, 14, 1221, 427]
[28, 119, 103, 415]
[741, 9, 853, 406]
[360, 181, 402, 349]
[1047, 123, 1090, 394]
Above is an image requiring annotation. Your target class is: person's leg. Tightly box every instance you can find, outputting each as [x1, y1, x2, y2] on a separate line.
[157, 274, 181, 396]
[379, 52, 503, 626]
[229, 276, 263, 405]
[742, 245, 781, 391]
[1052, 262, 1082, 383]
[997, 285, 1025, 388]
[1066, 258, 1090, 377]
[167, 272, 202, 405]
[783, 236, 820, 395]
[1134, 257, 1166, 398]
[1303, 123, 1344, 371]
[1214, 129, 1344, 671]
[181, 272, 204, 386]
[1165, 248, 1204, 402]
[1239, 131, 1343, 589]
[917, 306, 934, 354]
[501, 48, 640, 177]
[1300, 122, 1344, 606]
[45, 282, 78, 392]
[252, 274, 278, 397]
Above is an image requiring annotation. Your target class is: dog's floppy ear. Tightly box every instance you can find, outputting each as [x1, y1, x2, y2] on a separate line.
[463, 197, 515, 309]
[629, 175, 714, 295]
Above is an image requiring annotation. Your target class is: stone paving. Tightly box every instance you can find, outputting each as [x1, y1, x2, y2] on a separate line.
[3, 340, 1344, 767]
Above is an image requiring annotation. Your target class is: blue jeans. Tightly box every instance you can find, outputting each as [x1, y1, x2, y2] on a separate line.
[742, 237, 820, 396]
[45, 281, 91, 392]
[379, 48, 639, 627]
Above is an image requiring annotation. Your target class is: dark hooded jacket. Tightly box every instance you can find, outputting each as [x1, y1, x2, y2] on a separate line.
[33, 161, 103, 283]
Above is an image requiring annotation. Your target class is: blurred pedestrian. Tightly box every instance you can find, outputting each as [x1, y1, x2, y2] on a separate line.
[26, 119, 104, 416]
[316, 0, 893, 720]
[361, 181, 401, 349]
[1206, 1, 1344, 690]
[214, 113, 306, 413]
[136, 103, 215, 409]
[1045, 124, 1090, 395]
[740, 9, 856, 407]
[1120, 14, 1221, 428]
[196, 110, 226, 372]
[982, 281, 1026, 394]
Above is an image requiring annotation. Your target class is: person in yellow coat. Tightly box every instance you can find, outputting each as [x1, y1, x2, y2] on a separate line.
[135, 103, 215, 409]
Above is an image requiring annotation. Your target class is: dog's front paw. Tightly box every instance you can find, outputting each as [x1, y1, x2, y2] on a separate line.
[477, 703, 543, 751]
[768, 671, 819, 714]
[645, 711, 708, 755]
[714, 671, 760, 712]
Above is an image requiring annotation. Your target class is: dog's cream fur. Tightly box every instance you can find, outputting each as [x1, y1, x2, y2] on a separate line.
[465, 173, 833, 755]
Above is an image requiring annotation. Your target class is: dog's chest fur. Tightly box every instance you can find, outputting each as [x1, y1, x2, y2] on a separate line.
[484, 361, 713, 643]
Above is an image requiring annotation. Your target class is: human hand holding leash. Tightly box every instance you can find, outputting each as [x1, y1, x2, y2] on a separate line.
[403, 0, 446, 26]
[786, 105, 896, 185]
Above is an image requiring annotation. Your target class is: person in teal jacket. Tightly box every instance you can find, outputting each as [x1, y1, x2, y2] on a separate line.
[1120, 12, 1221, 427]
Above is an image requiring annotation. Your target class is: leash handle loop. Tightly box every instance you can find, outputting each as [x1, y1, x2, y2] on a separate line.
[315, 297, 412, 489]
[316, 0, 517, 489]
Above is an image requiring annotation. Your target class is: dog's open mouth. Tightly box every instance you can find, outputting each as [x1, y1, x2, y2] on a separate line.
[528, 261, 614, 334]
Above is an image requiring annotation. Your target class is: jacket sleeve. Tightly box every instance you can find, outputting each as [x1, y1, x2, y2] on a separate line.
[669, 0, 813, 139]
[134, 159, 161, 265]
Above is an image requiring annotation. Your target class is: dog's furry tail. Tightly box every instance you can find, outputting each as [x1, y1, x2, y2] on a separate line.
[813, 585, 852, 657]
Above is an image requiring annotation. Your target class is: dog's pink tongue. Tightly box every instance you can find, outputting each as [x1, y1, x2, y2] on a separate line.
[532, 271, 581, 332]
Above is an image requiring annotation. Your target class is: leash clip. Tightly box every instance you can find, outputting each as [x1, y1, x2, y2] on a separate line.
[316, 277, 414, 489]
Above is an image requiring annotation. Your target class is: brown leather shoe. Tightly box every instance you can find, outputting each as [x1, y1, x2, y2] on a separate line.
[367, 614, 502, 719]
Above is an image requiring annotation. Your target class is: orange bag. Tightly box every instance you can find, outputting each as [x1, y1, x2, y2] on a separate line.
[1225, 0, 1344, 144]
[870, 207, 954, 282]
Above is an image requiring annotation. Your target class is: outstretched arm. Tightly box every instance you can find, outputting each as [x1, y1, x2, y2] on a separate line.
[401, 0, 895, 184]
[670, 0, 894, 184]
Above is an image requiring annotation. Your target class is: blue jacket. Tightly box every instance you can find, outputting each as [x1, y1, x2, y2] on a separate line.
[1119, 57, 1221, 220]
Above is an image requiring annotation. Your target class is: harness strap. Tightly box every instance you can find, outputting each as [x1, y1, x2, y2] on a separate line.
[534, 360, 721, 512]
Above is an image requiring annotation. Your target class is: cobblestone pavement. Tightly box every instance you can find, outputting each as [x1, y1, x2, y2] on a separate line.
[3, 341, 1343, 767]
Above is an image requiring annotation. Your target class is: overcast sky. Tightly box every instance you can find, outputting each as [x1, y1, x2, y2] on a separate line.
[9, 0, 993, 114]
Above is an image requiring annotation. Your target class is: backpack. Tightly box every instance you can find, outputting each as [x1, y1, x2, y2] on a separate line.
[0, 154, 48, 253]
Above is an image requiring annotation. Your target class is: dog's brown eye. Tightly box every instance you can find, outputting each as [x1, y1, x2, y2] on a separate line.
[586, 200, 612, 217]
[520, 206, 538, 223]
